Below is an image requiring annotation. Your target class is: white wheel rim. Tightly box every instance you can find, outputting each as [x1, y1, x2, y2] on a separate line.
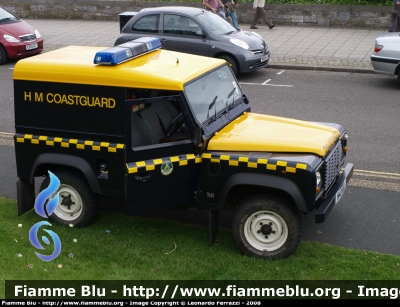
[244, 210, 288, 252]
[53, 184, 83, 221]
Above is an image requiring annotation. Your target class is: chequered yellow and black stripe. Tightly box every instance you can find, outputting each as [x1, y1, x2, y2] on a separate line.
[14, 133, 124, 153]
[126, 152, 309, 175]
[127, 154, 202, 174]
[202, 153, 308, 173]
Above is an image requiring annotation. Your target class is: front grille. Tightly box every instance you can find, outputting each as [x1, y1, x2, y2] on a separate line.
[19, 34, 36, 42]
[256, 58, 269, 68]
[323, 141, 343, 191]
[249, 49, 263, 55]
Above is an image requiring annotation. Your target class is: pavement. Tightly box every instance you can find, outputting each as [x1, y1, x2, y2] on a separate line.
[25, 18, 387, 73]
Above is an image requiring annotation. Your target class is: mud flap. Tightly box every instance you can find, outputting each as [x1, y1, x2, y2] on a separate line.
[209, 210, 219, 246]
[17, 179, 35, 216]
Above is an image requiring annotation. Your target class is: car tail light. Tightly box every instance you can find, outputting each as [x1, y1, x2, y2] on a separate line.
[374, 44, 383, 53]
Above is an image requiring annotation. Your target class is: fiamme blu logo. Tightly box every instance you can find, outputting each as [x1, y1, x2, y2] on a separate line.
[28, 171, 62, 261]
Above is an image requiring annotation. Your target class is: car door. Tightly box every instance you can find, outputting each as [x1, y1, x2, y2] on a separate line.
[124, 94, 201, 215]
[159, 14, 210, 56]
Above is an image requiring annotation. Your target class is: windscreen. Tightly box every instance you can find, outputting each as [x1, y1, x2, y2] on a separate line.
[184, 65, 242, 124]
[196, 11, 236, 35]
[0, 7, 18, 21]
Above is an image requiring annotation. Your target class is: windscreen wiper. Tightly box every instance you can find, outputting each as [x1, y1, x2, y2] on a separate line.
[225, 87, 236, 106]
[207, 95, 218, 119]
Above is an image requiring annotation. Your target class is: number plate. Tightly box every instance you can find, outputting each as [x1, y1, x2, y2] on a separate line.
[26, 43, 38, 50]
[261, 54, 269, 62]
[335, 180, 346, 204]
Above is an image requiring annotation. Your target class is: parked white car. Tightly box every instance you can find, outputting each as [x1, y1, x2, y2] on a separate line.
[371, 32, 400, 84]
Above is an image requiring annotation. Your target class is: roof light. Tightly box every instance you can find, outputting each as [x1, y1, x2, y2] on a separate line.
[94, 37, 162, 65]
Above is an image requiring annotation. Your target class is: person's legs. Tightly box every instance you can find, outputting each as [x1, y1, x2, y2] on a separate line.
[259, 7, 273, 28]
[230, 11, 239, 28]
[217, 6, 226, 19]
[250, 9, 260, 28]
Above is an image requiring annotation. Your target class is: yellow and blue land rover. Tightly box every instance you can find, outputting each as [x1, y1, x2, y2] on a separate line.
[13, 38, 353, 259]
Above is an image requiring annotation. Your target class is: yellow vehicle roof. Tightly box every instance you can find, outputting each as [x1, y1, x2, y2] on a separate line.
[13, 46, 225, 91]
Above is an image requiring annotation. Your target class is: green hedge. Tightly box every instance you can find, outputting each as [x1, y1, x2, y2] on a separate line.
[180, 0, 393, 5]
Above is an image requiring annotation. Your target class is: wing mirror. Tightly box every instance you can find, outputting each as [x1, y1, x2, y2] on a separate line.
[196, 30, 205, 37]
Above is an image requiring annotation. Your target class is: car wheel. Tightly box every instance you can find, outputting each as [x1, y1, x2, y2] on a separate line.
[39, 168, 99, 227]
[0, 45, 8, 65]
[397, 73, 400, 86]
[232, 194, 302, 260]
[219, 55, 238, 76]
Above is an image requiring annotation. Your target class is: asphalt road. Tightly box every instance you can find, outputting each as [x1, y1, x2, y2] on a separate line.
[1, 65, 399, 257]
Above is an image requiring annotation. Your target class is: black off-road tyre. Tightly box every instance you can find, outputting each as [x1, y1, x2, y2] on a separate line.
[219, 55, 238, 76]
[39, 169, 99, 227]
[0, 45, 8, 65]
[232, 194, 302, 260]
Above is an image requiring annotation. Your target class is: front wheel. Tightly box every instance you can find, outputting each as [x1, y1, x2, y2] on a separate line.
[39, 168, 100, 227]
[219, 55, 238, 76]
[232, 194, 302, 260]
[0, 46, 8, 65]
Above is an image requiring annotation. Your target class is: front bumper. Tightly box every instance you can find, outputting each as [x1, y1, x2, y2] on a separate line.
[315, 162, 354, 223]
[238, 50, 270, 73]
[3, 38, 44, 60]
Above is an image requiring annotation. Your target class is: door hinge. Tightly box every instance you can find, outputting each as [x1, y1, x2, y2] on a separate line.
[194, 190, 203, 199]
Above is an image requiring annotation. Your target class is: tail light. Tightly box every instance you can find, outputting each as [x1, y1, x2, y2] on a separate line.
[374, 44, 383, 53]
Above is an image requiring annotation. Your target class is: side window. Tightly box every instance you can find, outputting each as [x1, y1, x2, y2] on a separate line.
[132, 15, 159, 33]
[163, 14, 201, 36]
[163, 14, 181, 35]
[126, 88, 189, 148]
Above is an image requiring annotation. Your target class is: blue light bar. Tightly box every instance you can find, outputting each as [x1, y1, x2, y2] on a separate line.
[93, 37, 162, 65]
[132, 37, 162, 51]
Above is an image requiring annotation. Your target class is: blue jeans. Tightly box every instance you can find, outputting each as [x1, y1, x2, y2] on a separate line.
[228, 11, 239, 28]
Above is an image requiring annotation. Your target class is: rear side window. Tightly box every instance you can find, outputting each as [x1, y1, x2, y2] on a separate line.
[132, 14, 159, 33]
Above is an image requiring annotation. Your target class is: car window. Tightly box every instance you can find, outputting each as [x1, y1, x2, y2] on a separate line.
[196, 11, 235, 35]
[184, 65, 242, 124]
[163, 14, 202, 36]
[132, 14, 159, 33]
[0, 7, 18, 22]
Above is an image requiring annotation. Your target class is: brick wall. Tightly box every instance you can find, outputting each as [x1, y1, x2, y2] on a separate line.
[1, 1, 392, 28]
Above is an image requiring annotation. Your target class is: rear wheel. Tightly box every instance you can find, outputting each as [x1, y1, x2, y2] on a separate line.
[0, 45, 8, 65]
[219, 55, 238, 76]
[397, 73, 400, 86]
[39, 168, 99, 227]
[232, 194, 302, 260]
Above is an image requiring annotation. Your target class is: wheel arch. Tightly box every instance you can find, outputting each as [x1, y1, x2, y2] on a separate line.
[31, 153, 101, 194]
[214, 52, 239, 73]
[395, 62, 400, 76]
[217, 173, 308, 213]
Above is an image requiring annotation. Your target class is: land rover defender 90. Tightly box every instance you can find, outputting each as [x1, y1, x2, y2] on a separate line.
[14, 38, 354, 259]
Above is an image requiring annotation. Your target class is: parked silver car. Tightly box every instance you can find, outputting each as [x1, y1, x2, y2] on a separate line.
[370, 32, 400, 84]
[115, 6, 270, 75]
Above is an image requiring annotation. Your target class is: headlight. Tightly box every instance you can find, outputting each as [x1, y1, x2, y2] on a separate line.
[230, 39, 249, 50]
[35, 29, 42, 39]
[4, 34, 19, 43]
[315, 170, 322, 195]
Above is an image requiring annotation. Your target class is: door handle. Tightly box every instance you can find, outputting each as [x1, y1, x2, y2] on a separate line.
[134, 175, 150, 182]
